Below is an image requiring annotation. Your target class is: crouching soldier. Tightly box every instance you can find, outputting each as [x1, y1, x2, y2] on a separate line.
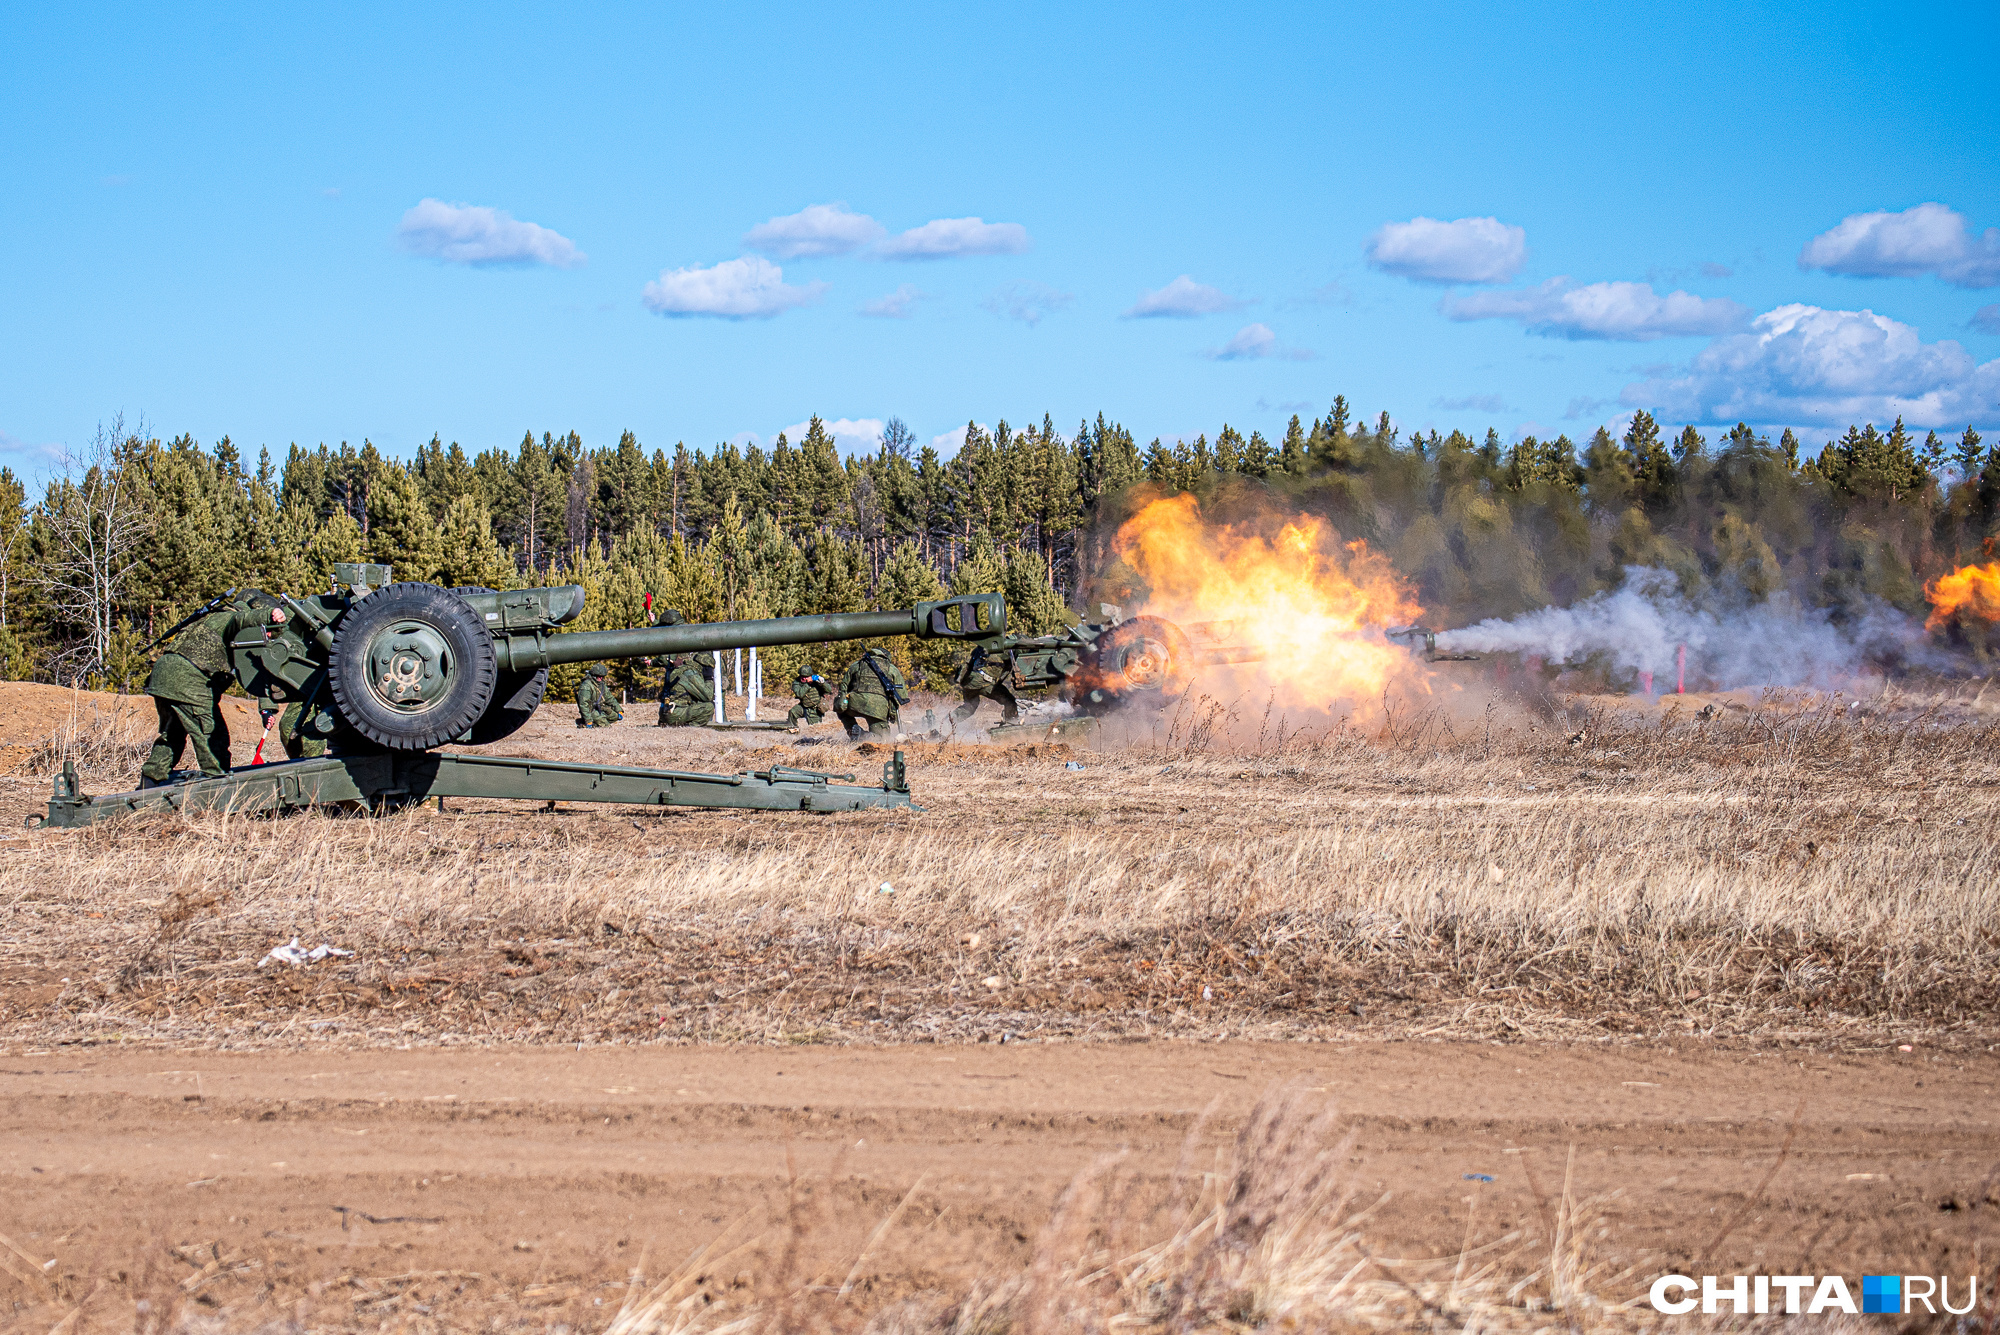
[575, 663, 623, 727]
[786, 668, 832, 729]
[138, 596, 276, 787]
[658, 652, 714, 726]
[836, 646, 908, 741]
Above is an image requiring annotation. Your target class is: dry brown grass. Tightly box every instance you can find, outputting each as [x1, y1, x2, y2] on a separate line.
[3, 689, 1996, 1051]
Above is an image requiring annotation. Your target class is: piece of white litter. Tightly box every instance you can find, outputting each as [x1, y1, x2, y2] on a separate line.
[257, 937, 355, 969]
[877, 882, 895, 895]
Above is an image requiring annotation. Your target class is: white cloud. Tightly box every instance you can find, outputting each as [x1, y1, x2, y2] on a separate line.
[640, 257, 827, 319]
[881, 217, 1030, 260]
[1366, 216, 1526, 284]
[742, 202, 885, 260]
[1124, 275, 1249, 318]
[1974, 304, 2000, 336]
[0, 427, 64, 472]
[1624, 303, 2000, 427]
[930, 422, 987, 454]
[1444, 279, 1749, 341]
[860, 283, 925, 318]
[1205, 323, 1314, 361]
[779, 417, 884, 452]
[396, 198, 584, 268]
[982, 281, 1071, 325]
[1433, 393, 1508, 413]
[1798, 203, 2000, 288]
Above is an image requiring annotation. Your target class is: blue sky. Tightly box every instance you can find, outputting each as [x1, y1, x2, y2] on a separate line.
[4, 0, 1998, 479]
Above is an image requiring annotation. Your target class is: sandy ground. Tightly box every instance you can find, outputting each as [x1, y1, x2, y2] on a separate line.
[4, 1041, 1996, 1323]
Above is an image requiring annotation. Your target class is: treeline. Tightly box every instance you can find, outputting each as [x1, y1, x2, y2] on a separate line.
[0, 401, 1994, 701]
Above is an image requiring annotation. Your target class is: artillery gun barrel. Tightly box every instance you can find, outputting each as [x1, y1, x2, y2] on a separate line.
[506, 609, 933, 672]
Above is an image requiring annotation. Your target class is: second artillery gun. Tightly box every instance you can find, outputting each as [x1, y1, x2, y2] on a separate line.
[952, 605, 1263, 716]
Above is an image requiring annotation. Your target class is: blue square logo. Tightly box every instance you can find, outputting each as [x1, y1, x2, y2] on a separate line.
[1862, 1275, 1901, 1314]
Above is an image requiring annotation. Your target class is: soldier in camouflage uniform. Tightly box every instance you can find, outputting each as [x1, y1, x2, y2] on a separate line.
[786, 668, 832, 728]
[951, 642, 1020, 725]
[836, 646, 907, 741]
[278, 700, 332, 759]
[139, 600, 262, 785]
[575, 663, 623, 727]
[657, 652, 714, 726]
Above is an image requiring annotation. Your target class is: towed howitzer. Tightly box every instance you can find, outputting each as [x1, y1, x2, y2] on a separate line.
[229, 564, 1002, 752]
[959, 604, 1266, 715]
[32, 565, 1002, 828]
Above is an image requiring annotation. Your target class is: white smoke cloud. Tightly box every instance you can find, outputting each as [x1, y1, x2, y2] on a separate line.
[1436, 567, 1927, 689]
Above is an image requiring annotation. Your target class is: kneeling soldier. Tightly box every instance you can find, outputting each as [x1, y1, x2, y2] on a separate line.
[786, 668, 832, 729]
[658, 652, 714, 726]
[836, 646, 908, 741]
[575, 663, 623, 727]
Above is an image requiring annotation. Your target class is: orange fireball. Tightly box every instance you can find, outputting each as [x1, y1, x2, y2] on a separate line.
[1925, 560, 2000, 630]
[1110, 494, 1423, 709]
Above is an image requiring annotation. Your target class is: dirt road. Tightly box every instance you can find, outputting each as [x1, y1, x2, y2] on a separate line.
[4, 1040, 1995, 1325]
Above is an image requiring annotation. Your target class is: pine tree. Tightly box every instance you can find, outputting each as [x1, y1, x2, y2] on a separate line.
[1280, 415, 1307, 475]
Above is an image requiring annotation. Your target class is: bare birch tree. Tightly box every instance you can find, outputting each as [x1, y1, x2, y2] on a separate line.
[33, 414, 154, 684]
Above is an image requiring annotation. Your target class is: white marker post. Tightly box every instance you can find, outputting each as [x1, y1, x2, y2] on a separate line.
[747, 648, 760, 721]
[712, 650, 724, 723]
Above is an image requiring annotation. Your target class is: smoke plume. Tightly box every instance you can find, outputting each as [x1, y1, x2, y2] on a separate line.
[1435, 566, 1929, 690]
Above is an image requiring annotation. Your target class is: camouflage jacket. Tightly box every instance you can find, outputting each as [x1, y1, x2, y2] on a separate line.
[146, 609, 239, 704]
[576, 676, 623, 724]
[955, 644, 1009, 693]
[790, 675, 830, 712]
[840, 652, 907, 719]
[663, 658, 714, 706]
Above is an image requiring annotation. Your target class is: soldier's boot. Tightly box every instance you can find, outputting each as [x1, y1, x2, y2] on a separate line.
[847, 722, 870, 741]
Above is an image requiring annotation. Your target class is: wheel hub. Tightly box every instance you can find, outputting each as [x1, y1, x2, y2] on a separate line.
[368, 622, 454, 712]
[1117, 637, 1170, 688]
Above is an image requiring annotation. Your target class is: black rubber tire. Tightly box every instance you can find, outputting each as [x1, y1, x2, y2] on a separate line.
[446, 586, 549, 745]
[1072, 615, 1195, 715]
[329, 582, 498, 751]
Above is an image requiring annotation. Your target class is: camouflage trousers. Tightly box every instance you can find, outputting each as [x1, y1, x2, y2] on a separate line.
[784, 703, 823, 725]
[951, 681, 1019, 724]
[658, 700, 710, 727]
[836, 709, 895, 739]
[279, 701, 328, 759]
[142, 694, 231, 781]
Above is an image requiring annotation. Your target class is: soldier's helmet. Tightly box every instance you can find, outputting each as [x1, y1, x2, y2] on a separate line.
[654, 607, 685, 627]
[586, 663, 608, 678]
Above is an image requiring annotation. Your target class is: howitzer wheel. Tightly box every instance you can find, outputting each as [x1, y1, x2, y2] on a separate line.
[329, 582, 499, 751]
[448, 586, 549, 744]
[1072, 615, 1195, 714]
